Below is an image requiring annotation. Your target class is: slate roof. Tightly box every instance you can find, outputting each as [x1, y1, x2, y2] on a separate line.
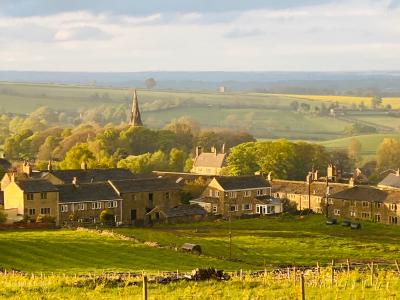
[42, 168, 135, 184]
[214, 175, 270, 191]
[330, 185, 400, 203]
[15, 179, 59, 193]
[193, 152, 226, 168]
[109, 177, 182, 194]
[148, 204, 207, 218]
[378, 173, 400, 189]
[271, 180, 349, 197]
[57, 182, 121, 203]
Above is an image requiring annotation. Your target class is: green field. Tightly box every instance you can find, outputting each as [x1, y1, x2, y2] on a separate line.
[1, 216, 399, 274]
[319, 133, 400, 156]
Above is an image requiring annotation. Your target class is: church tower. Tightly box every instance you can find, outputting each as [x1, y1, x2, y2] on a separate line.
[129, 89, 143, 127]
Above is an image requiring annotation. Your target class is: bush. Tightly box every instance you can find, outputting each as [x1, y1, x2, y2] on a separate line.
[99, 210, 115, 226]
[0, 210, 7, 224]
[36, 214, 56, 223]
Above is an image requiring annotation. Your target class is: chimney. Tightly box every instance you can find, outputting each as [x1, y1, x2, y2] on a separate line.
[22, 161, 32, 176]
[396, 168, 400, 177]
[195, 146, 202, 158]
[81, 160, 88, 170]
[306, 172, 312, 184]
[72, 176, 78, 186]
[221, 143, 226, 154]
[313, 170, 318, 181]
[267, 171, 272, 181]
[10, 172, 16, 183]
[349, 177, 355, 187]
[47, 160, 53, 171]
[211, 146, 216, 153]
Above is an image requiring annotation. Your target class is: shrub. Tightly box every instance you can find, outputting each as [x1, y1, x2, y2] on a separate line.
[36, 214, 56, 223]
[99, 210, 115, 226]
[0, 210, 7, 224]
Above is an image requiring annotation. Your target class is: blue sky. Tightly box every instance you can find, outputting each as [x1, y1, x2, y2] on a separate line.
[0, 0, 399, 71]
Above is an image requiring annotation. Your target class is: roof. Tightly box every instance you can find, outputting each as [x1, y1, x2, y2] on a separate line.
[148, 204, 207, 218]
[193, 152, 226, 168]
[255, 198, 282, 205]
[271, 179, 349, 197]
[378, 173, 400, 189]
[15, 179, 58, 193]
[214, 175, 270, 191]
[58, 182, 121, 203]
[109, 177, 182, 194]
[42, 168, 135, 184]
[329, 185, 400, 203]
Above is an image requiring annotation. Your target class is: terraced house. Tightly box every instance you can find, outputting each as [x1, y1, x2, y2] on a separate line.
[191, 175, 282, 217]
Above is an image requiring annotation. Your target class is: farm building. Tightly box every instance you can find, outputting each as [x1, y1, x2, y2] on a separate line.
[146, 204, 208, 224]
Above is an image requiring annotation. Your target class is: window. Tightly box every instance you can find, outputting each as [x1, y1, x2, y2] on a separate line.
[257, 189, 262, 196]
[149, 193, 154, 201]
[209, 189, 213, 197]
[131, 194, 137, 201]
[229, 205, 238, 212]
[350, 201, 356, 207]
[244, 191, 251, 197]
[229, 192, 237, 198]
[374, 214, 381, 223]
[40, 208, 50, 215]
[242, 204, 252, 211]
[374, 202, 381, 209]
[212, 205, 218, 213]
[316, 197, 322, 204]
[389, 216, 398, 224]
[92, 202, 102, 210]
[328, 199, 334, 205]
[361, 212, 370, 219]
[334, 209, 340, 216]
[28, 208, 35, 215]
[390, 204, 397, 211]
[215, 191, 220, 197]
[40, 192, 47, 199]
[60, 205, 68, 213]
[78, 203, 85, 211]
[350, 211, 356, 217]
[362, 201, 369, 207]
[27, 193, 34, 200]
[107, 201, 118, 208]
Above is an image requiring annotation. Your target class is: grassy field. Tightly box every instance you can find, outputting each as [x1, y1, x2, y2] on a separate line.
[1, 269, 400, 299]
[319, 133, 400, 156]
[1, 216, 399, 274]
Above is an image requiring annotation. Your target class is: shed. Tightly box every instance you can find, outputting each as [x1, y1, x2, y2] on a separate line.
[181, 243, 202, 255]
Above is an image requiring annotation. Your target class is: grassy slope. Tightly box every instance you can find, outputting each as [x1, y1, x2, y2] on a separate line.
[0, 230, 248, 273]
[319, 133, 400, 155]
[114, 215, 400, 267]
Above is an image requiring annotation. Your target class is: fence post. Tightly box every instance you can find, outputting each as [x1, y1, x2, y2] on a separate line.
[300, 273, 305, 300]
[370, 262, 374, 286]
[293, 266, 297, 285]
[331, 260, 335, 287]
[143, 275, 148, 300]
[346, 259, 350, 274]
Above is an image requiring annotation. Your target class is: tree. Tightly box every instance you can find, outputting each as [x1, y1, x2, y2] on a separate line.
[144, 78, 156, 89]
[0, 210, 7, 224]
[59, 143, 95, 169]
[348, 138, 362, 165]
[289, 101, 299, 111]
[377, 138, 400, 171]
[371, 96, 383, 110]
[168, 148, 187, 171]
[99, 210, 115, 225]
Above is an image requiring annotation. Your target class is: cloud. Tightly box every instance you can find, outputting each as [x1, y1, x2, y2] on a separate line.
[54, 26, 112, 41]
[0, 0, 399, 71]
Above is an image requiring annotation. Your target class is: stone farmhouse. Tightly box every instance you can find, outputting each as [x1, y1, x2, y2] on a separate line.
[191, 175, 283, 217]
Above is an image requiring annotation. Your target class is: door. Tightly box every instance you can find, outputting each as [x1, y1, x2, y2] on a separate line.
[130, 209, 137, 223]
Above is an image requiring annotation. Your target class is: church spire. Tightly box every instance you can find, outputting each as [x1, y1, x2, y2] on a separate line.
[129, 89, 143, 127]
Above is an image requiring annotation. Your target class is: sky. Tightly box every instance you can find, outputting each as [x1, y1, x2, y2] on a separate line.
[0, 0, 400, 72]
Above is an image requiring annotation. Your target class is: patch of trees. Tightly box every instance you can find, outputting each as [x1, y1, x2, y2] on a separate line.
[344, 123, 377, 136]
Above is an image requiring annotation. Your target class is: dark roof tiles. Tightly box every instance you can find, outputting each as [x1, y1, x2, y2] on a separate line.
[214, 175, 270, 190]
[109, 177, 182, 194]
[16, 179, 58, 193]
[43, 168, 135, 184]
[58, 182, 121, 203]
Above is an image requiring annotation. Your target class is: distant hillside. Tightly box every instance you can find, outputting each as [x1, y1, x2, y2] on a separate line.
[1, 71, 400, 94]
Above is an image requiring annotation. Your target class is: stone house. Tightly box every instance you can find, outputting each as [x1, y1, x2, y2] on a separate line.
[108, 177, 182, 225]
[191, 146, 227, 176]
[146, 204, 208, 224]
[271, 179, 350, 213]
[3, 179, 59, 223]
[192, 175, 282, 217]
[329, 186, 400, 225]
[57, 182, 123, 226]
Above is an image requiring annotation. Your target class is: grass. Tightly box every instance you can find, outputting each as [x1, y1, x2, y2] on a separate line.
[319, 133, 400, 156]
[114, 215, 400, 267]
[0, 229, 248, 273]
[1, 268, 400, 299]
